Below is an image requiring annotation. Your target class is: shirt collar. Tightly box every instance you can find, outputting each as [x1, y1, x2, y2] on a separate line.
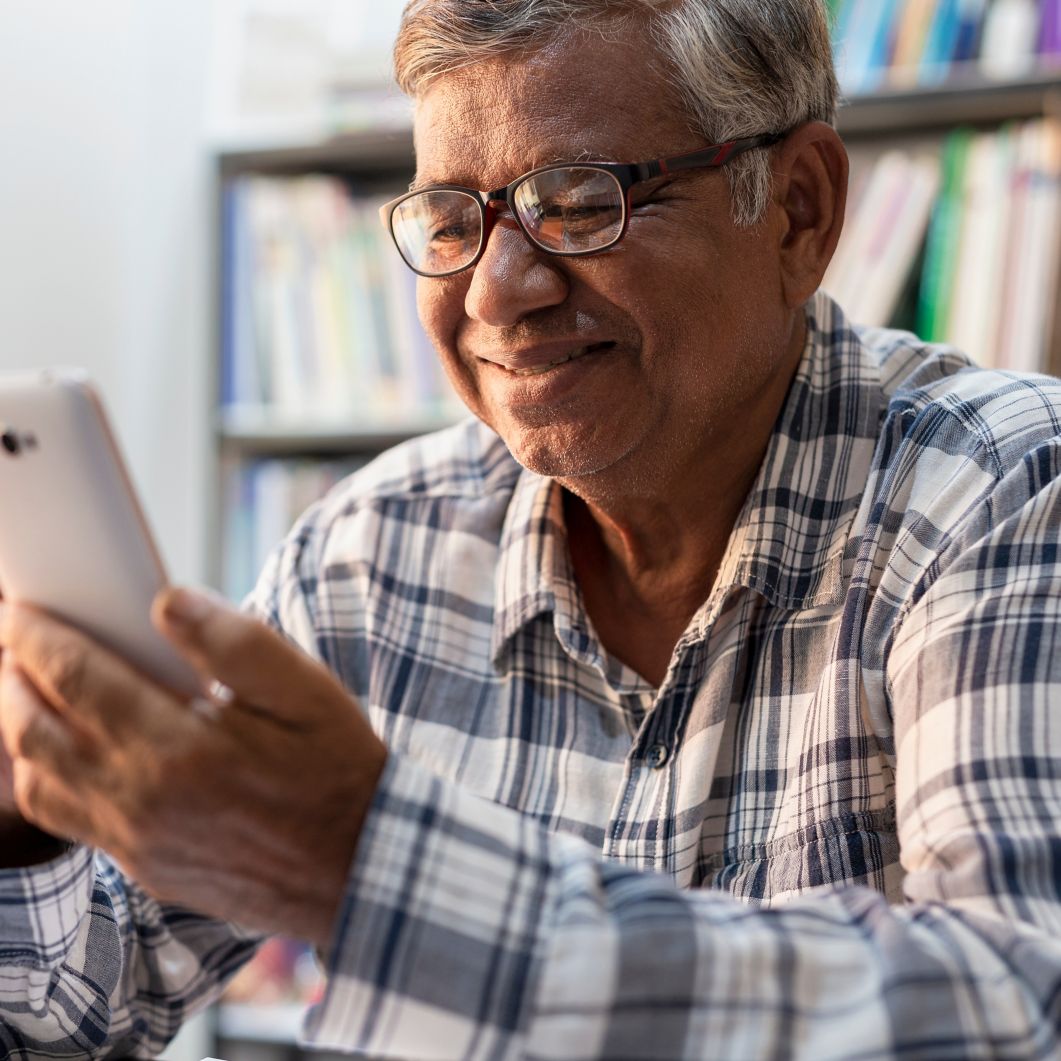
[492, 466, 601, 669]
[491, 292, 884, 664]
[703, 291, 885, 620]
[493, 466, 561, 652]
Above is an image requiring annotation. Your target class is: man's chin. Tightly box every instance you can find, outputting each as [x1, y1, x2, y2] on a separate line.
[499, 423, 624, 481]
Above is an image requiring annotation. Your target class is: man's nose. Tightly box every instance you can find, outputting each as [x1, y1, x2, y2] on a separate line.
[464, 214, 568, 327]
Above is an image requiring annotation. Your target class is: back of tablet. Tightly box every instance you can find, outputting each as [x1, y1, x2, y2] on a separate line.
[0, 369, 202, 699]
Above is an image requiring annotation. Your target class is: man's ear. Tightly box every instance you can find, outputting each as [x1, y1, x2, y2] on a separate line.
[771, 122, 848, 308]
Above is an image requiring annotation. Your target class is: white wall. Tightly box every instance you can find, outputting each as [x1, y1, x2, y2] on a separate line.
[0, 9, 218, 1052]
[0, 0, 215, 587]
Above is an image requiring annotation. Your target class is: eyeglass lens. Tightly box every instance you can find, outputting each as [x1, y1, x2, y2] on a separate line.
[390, 166, 626, 275]
[391, 189, 483, 276]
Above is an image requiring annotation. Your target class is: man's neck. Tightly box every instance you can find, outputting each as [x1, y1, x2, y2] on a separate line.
[561, 443, 757, 687]
[557, 315, 808, 685]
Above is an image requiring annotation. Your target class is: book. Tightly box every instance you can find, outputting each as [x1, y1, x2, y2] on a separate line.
[826, 152, 904, 312]
[824, 150, 939, 327]
[859, 156, 940, 326]
[890, 0, 938, 84]
[916, 128, 973, 342]
[953, 0, 989, 62]
[221, 174, 459, 420]
[221, 456, 369, 603]
[1042, 0, 1061, 55]
[920, 0, 964, 83]
[1000, 119, 1061, 371]
[980, 0, 1040, 78]
[836, 0, 899, 93]
[946, 127, 1016, 367]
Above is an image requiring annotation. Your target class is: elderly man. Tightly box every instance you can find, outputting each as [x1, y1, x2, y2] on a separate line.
[1, 0, 1060, 1057]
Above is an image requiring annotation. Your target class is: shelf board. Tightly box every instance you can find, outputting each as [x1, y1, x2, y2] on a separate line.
[216, 127, 413, 179]
[838, 67, 1061, 137]
[218, 406, 461, 455]
[218, 127, 414, 178]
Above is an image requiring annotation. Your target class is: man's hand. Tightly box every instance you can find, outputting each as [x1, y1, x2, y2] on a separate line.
[0, 590, 72, 868]
[0, 588, 388, 947]
[0, 718, 70, 867]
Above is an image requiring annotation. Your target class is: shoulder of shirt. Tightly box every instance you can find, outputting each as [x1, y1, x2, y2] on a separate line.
[854, 322, 1061, 478]
[250, 417, 520, 632]
[305, 415, 520, 523]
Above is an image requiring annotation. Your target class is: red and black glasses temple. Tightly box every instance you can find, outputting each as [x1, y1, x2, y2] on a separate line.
[477, 132, 785, 206]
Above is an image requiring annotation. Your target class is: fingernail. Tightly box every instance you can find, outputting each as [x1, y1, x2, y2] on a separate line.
[163, 588, 215, 627]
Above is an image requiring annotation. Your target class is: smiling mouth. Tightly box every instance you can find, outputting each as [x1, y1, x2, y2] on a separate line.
[502, 342, 616, 377]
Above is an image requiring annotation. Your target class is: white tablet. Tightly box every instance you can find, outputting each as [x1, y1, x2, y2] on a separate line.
[0, 369, 202, 699]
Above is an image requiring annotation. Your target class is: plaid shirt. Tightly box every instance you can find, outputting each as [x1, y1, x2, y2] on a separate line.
[1, 292, 1060, 1059]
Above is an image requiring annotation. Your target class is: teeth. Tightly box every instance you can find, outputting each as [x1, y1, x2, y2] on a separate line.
[510, 346, 592, 377]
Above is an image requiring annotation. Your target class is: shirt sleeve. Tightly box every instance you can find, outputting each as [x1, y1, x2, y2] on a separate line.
[0, 846, 260, 1057]
[304, 438, 1061, 1061]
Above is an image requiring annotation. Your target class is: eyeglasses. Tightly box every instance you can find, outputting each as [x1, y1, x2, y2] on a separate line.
[379, 133, 784, 278]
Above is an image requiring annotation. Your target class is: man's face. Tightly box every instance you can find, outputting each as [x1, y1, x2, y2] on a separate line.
[412, 28, 796, 490]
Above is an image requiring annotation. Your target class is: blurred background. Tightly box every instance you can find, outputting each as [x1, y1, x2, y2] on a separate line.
[1, 0, 1061, 1058]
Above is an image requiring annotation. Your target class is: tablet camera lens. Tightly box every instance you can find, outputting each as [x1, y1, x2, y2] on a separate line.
[1, 430, 20, 456]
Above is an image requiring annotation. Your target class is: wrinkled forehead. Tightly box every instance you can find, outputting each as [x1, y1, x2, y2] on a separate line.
[411, 30, 689, 190]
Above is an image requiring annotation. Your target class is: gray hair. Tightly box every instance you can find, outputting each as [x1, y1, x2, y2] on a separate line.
[393, 0, 838, 227]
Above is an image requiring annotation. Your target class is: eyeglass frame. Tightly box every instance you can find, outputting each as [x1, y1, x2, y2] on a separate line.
[379, 132, 787, 278]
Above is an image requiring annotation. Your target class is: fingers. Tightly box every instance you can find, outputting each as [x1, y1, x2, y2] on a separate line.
[0, 601, 161, 739]
[153, 587, 339, 723]
[0, 654, 92, 777]
[11, 759, 93, 843]
[0, 656, 95, 842]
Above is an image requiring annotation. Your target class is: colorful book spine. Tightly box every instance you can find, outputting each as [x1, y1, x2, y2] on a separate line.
[890, 0, 937, 82]
[946, 127, 1015, 367]
[919, 0, 963, 84]
[953, 0, 989, 63]
[916, 128, 973, 342]
[1040, 0, 1061, 54]
[823, 150, 939, 327]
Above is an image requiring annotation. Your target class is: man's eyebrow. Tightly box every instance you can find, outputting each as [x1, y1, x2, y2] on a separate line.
[408, 154, 602, 193]
[408, 175, 441, 193]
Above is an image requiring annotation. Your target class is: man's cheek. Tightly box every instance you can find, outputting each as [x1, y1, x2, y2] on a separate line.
[415, 274, 466, 339]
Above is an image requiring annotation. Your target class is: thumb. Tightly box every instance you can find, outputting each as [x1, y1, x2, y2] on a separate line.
[152, 587, 333, 720]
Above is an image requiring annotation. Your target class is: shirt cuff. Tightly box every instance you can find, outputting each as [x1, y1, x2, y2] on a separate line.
[303, 754, 550, 1059]
[0, 845, 94, 971]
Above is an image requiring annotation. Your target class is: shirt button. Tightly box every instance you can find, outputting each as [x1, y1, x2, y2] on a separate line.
[646, 742, 670, 768]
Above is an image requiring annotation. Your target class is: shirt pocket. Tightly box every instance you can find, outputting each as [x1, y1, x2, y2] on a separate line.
[702, 806, 900, 904]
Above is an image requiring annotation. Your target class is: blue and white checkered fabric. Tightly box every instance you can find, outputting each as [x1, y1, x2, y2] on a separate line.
[1, 292, 1059, 1059]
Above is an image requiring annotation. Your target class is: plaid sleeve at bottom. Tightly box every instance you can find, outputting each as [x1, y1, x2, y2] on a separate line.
[305, 747, 1061, 1061]
[0, 847, 102, 1047]
[304, 754, 552, 1060]
[0, 845, 261, 1057]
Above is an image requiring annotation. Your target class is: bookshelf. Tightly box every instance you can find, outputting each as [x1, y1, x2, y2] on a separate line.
[831, 74, 1061, 376]
[205, 68, 1061, 1056]
[838, 68, 1061, 133]
[211, 124, 466, 599]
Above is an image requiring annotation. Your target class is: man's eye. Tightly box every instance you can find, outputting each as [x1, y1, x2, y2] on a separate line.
[550, 202, 617, 231]
[565, 205, 608, 220]
[429, 220, 470, 242]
